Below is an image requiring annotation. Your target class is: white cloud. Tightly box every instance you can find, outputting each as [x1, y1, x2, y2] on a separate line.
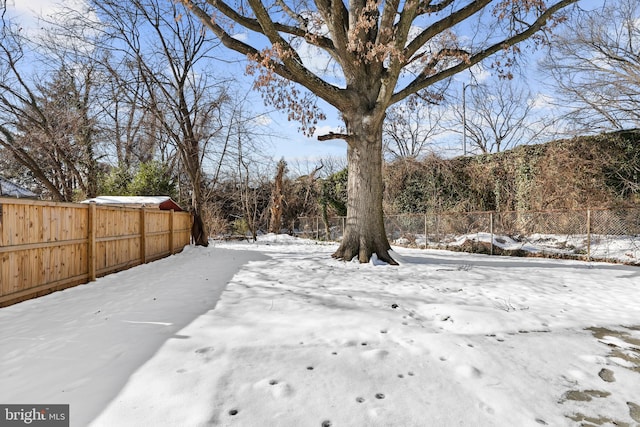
[9, 0, 92, 27]
[232, 32, 249, 42]
[312, 123, 343, 137]
[467, 63, 491, 83]
[529, 93, 555, 111]
[253, 113, 272, 126]
[294, 40, 346, 85]
[7, 0, 100, 54]
[10, 0, 58, 17]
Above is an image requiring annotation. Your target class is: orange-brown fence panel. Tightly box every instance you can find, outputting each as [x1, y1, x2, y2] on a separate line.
[95, 207, 142, 275]
[0, 198, 192, 307]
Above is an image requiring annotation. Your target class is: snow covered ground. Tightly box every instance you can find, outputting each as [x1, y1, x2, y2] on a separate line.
[1, 235, 639, 426]
[395, 232, 640, 265]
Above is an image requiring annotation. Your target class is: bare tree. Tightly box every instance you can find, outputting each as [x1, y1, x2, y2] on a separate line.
[181, 0, 577, 263]
[449, 80, 551, 154]
[0, 0, 6, 23]
[235, 144, 272, 241]
[0, 23, 101, 201]
[542, 0, 640, 132]
[78, 0, 235, 245]
[35, 4, 172, 187]
[383, 96, 447, 160]
[98, 58, 160, 170]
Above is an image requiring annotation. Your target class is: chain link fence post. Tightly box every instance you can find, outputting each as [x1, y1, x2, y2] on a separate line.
[490, 211, 494, 256]
[586, 208, 591, 262]
[424, 213, 427, 249]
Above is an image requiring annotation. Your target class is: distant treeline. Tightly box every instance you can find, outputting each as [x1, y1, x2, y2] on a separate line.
[206, 130, 640, 235]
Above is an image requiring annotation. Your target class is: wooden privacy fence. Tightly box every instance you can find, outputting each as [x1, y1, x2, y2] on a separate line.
[0, 198, 192, 307]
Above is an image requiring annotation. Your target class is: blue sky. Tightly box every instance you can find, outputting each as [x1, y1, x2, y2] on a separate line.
[6, 0, 589, 163]
[5, 0, 347, 164]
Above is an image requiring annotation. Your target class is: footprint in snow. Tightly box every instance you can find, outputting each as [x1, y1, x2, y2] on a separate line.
[360, 349, 390, 361]
[478, 401, 495, 415]
[455, 365, 482, 379]
[194, 347, 216, 362]
[254, 378, 295, 398]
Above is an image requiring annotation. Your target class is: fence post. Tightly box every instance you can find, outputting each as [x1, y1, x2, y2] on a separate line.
[424, 213, 427, 249]
[316, 216, 319, 240]
[140, 208, 147, 264]
[586, 208, 591, 261]
[88, 202, 96, 281]
[490, 211, 494, 256]
[169, 209, 175, 255]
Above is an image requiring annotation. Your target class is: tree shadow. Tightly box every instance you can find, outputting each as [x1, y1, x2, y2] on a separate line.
[393, 251, 640, 276]
[0, 248, 269, 426]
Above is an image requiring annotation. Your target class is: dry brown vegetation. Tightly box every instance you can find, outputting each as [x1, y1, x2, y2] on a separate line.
[204, 130, 639, 237]
[384, 130, 640, 215]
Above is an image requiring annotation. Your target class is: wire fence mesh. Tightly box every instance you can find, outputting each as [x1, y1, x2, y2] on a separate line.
[296, 206, 640, 265]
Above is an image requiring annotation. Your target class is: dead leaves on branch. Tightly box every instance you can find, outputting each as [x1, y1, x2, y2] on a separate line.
[233, 0, 572, 132]
[247, 46, 326, 136]
[493, 0, 569, 36]
[493, 0, 548, 20]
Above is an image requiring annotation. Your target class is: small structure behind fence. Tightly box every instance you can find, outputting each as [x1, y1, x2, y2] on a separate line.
[0, 198, 192, 307]
[297, 206, 640, 265]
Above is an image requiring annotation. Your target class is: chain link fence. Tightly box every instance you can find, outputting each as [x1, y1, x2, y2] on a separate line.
[297, 206, 640, 265]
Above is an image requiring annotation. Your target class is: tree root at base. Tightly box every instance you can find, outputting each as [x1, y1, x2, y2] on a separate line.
[332, 246, 398, 265]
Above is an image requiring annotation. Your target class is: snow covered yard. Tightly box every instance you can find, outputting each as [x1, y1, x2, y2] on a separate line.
[2, 235, 640, 426]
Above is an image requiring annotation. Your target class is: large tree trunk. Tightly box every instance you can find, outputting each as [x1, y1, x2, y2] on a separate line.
[190, 178, 209, 247]
[186, 141, 209, 247]
[332, 113, 397, 265]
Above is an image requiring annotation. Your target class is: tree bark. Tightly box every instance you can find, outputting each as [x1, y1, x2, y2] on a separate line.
[269, 159, 286, 233]
[332, 112, 397, 265]
[190, 172, 210, 247]
[191, 211, 208, 247]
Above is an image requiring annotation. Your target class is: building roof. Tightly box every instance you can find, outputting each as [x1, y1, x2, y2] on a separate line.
[0, 176, 37, 198]
[81, 196, 184, 211]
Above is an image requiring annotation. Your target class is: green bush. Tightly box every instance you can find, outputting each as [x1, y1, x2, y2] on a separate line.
[99, 161, 176, 198]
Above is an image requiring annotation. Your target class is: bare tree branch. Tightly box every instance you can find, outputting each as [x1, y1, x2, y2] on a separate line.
[318, 132, 353, 142]
[542, 0, 640, 132]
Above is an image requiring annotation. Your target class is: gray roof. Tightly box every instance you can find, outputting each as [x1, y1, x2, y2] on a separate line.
[0, 176, 37, 198]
